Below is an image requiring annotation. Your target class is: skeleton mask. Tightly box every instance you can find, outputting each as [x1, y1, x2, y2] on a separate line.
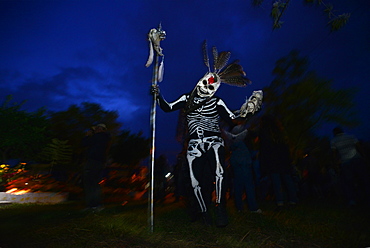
[250, 90, 263, 112]
[238, 90, 263, 117]
[195, 72, 221, 98]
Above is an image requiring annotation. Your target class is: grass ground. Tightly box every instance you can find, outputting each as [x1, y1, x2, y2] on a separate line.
[0, 194, 369, 248]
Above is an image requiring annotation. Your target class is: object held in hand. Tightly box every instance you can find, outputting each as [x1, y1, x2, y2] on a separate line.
[239, 90, 263, 117]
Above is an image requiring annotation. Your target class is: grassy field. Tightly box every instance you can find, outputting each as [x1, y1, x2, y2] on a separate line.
[0, 195, 369, 248]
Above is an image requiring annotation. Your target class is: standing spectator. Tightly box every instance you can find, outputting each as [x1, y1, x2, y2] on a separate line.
[82, 123, 111, 211]
[224, 120, 261, 213]
[173, 150, 188, 202]
[154, 154, 169, 203]
[258, 114, 298, 210]
[330, 126, 370, 206]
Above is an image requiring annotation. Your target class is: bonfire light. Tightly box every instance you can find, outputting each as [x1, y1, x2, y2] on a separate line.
[5, 188, 31, 195]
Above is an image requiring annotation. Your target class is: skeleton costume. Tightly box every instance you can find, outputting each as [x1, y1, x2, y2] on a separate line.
[153, 41, 262, 227]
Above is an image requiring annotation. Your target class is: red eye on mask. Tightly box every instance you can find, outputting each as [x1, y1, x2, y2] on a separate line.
[208, 77, 215, 84]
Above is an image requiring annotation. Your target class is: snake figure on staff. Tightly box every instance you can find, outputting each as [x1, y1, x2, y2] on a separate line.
[148, 30, 263, 227]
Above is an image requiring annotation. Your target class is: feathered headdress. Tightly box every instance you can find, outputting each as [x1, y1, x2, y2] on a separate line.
[202, 40, 251, 87]
[184, 41, 252, 113]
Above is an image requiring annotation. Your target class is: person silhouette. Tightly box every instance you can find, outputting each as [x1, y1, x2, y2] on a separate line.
[331, 126, 370, 206]
[223, 120, 261, 213]
[82, 123, 111, 211]
[258, 114, 298, 210]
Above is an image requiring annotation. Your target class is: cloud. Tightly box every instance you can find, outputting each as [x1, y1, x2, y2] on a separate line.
[0, 65, 144, 124]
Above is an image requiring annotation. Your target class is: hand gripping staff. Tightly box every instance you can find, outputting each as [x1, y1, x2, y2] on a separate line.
[145, 23, 166, 232]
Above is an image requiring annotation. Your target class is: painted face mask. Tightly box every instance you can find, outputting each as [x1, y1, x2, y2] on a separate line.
[184, 41, 252, 113]
[196, 73, 221, 98]
[193, 41, 251, 97]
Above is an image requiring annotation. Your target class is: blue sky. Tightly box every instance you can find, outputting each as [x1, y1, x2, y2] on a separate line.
[1, 0, 369, 164]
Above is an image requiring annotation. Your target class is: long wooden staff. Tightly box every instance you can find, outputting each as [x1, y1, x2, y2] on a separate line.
[145, 23, 166, 233]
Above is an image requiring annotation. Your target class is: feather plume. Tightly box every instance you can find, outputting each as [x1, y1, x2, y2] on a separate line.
[219, 60, 251, 86]
[212, 46, 218, 71]
[214, 51, 231, 73]
[221, 76, 251, 87]
[219, 61, 245, 77]
[202, 40, 210, 72]
[145, 38, 154, 67]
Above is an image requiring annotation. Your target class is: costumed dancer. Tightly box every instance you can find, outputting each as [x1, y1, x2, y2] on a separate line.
[151, 41, 263, 227]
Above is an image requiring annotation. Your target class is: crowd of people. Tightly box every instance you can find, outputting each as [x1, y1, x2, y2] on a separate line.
[149, 55, 369, 226]
[169, 117, 370, 225]
[79, 37, 369, 226]
[79, 118, 370, 227]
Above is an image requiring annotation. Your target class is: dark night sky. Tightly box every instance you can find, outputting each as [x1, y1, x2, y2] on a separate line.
[1, 0, 369, 164]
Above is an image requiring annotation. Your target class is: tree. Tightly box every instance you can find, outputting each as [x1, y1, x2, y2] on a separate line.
[262, 50, 358, 160]
[48, 102, 122, 166]
[252, 0, 350, 31]
[0, 95, 49, 163]
[110, 130, 150, 167]
[37, 138, 73, 174]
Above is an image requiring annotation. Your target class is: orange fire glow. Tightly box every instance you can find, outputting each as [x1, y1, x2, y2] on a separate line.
[6, 188, 31, 195]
